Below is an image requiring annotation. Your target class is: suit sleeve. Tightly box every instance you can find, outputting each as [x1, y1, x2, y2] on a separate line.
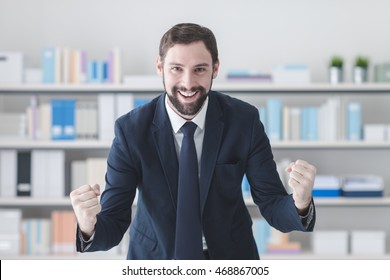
[245, 110, 315, 232]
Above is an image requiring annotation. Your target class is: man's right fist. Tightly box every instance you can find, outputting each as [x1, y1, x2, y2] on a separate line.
[70, 184, 101, 238]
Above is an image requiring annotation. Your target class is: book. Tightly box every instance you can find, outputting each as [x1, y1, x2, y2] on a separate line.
[347, 102, 362, 141]
[319, 97, 339, 141]
[51, 99, 63, 140]
[116, 93, 135, 118]
[86, 157, 107, 193]
[62, 99, 76, 140]
[22, 218, 51, 255]
[76, 101, 98, 139]
[42, 48, 56, 83]
[69, 50, 81, 84]
[51, 99, 76, 140]
[71, 160, 87, 191]
[0, 52, 23, 84]
[313, 175, 341, 197]
[0, 209, 22, 256]
[289, 107, 301, 141]
[17, 151, 31, 197]
[98, 93, 116, 141]
[300, 106, 318, 140]
[51, 210, 77, 255]
[364, 124, 386, 141]
[266, 98, 282, 141]
[31, 150, 65, 198]
[342, 175, 384, 197]
[0, 150, 17, 197]
[39, 102, 52, 140]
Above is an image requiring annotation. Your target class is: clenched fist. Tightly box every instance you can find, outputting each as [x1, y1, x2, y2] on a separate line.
[70, 184, 101, 238]
[285, 159, 316, 214]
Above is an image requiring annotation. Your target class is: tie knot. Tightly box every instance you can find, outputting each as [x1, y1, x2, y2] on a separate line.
[181, 121, 197, 137]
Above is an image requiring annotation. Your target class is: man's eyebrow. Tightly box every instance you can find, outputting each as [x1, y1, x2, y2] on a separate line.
[168, 62, 184, 66]
[167, 62, 211, 67]
[194, 63, 210, 67]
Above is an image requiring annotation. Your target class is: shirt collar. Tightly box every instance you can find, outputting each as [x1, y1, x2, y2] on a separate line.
[165, 94, 208, 133]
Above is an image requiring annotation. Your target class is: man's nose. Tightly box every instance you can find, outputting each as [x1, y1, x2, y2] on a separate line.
[181, 71, 196, 89]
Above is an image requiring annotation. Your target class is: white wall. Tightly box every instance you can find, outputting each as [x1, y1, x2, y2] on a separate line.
[1, 0, 389, 82]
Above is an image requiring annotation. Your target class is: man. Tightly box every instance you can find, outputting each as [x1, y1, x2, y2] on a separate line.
[70, 23, 316, 260]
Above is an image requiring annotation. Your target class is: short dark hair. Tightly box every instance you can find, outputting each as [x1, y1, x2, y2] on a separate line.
[159, 23, 219, 65]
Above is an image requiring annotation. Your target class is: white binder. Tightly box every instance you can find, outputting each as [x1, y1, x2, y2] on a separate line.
[0, 52, 23, 84]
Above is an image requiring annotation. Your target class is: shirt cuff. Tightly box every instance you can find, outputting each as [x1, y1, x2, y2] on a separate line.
[78, 227, 95, 252]
[299, 202, 314, 230]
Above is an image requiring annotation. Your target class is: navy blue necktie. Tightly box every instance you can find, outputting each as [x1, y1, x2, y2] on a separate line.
[174, 121, 204, 260]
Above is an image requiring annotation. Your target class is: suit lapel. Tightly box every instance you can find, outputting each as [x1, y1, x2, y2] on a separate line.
[200, 92, 224, 213]
[152, 95, 179, 211]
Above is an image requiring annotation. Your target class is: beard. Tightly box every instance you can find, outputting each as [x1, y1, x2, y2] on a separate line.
[167, 85, 208, 117]
[163, 75, 213, 118]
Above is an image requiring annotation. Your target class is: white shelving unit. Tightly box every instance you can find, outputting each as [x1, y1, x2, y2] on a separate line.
[1, 82, 390, 259]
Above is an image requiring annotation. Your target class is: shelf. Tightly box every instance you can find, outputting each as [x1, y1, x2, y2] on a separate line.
[1, 82, 390, 94]
[271, 141, 390, 149]
[1, 139, 390, 149]
[244, 197, 390, 207]
[0, 140, 112, 149]
[0, 83, 164, 94]
[313, 197, 390, 207]
[214, 82, 390, 93]
[0, 197, 71, 206]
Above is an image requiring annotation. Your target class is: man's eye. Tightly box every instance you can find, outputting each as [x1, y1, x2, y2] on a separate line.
[171, 67, 182, 72]
[195, 68, 206, 73]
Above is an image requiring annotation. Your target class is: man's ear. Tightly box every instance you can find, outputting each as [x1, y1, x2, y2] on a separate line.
[212, 60, 220, 79]
[156, 56, 163, 77]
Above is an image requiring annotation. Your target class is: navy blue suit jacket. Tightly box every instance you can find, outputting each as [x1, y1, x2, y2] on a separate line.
[77, 91, 315, 259]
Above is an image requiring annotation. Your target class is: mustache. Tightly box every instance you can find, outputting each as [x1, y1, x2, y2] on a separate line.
[172, 85, 205, 93]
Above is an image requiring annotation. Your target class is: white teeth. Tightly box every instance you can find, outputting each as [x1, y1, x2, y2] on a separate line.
[179, 91, 197, 97]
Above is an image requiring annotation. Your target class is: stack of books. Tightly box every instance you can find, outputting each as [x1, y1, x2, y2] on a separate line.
[226, 69, 272, 82]
[342, 175, 384, 197]
[313, 175, 341, 197]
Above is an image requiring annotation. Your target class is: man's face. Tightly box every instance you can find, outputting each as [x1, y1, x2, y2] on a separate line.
[156, 41, 219, 120]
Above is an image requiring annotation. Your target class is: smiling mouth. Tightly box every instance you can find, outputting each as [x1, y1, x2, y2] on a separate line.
[178, 90, 199, 98]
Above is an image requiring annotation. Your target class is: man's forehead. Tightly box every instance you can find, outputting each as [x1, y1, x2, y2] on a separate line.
[164, 46, 212, 68]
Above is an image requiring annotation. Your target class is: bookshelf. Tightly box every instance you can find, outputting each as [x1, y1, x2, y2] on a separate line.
[1, 82, 390, 259]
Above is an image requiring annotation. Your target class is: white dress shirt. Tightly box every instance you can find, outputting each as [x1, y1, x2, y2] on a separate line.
[164, 94, 208, 174]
